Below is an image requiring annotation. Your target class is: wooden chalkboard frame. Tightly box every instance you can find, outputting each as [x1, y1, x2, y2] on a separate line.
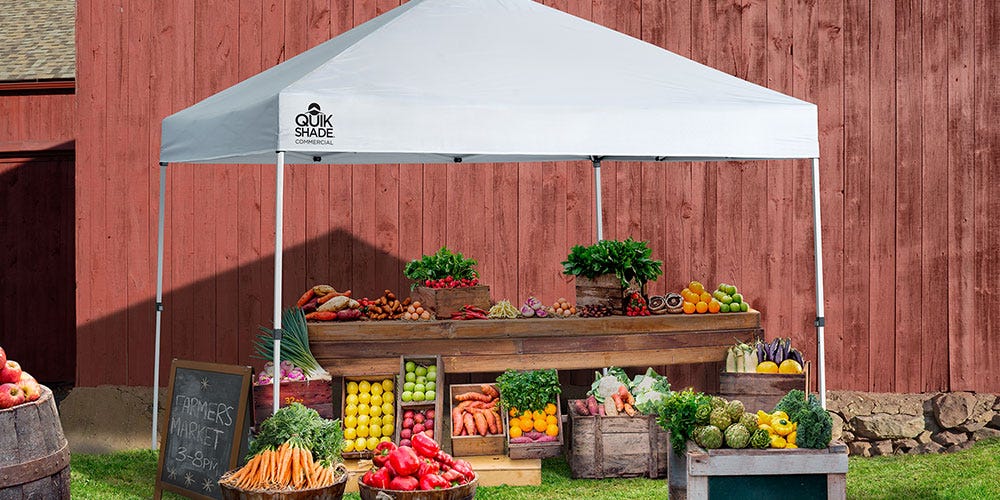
[154, 359, 253, 500]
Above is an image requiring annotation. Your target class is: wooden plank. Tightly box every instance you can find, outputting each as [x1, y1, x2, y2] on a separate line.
[893, 0, 923, 394]
[491, 162, 520, 302]
[919, 0, 950, 392]
[974, 0, 1000, 392]
[841, 0, 872, 391]
[868, 0, 897, 392]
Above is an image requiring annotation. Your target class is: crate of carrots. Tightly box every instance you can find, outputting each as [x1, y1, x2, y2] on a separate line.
[449, 383, 505, 456]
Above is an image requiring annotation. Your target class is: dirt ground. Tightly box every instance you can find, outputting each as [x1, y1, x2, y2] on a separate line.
[57, 385, 168, 453]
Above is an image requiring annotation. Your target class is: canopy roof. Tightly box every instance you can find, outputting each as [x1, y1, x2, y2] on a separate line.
[160, 0, 819, 165]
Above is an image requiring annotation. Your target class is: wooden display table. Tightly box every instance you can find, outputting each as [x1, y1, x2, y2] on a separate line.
[309, 312, 761, 376]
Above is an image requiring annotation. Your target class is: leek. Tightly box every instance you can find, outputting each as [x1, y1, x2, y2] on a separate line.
[254, 307, 330, 381]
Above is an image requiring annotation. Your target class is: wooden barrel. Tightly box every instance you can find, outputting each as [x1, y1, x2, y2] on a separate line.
[0, 386, 71, 499]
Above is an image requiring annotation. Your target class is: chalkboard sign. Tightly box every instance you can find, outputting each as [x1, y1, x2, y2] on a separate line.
[155, 359, 253, 500]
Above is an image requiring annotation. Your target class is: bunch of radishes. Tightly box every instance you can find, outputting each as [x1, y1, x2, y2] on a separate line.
[399, 408, 435, 447]
[0, 347, 42, 410]
[254, 360, 307, 386]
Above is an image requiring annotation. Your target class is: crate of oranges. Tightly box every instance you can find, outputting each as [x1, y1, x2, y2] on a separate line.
[340, 375, 396, 459]
[505, 397, 563, 460]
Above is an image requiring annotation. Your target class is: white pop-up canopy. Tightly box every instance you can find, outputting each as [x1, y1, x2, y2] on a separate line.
[153, 0, 826, 448]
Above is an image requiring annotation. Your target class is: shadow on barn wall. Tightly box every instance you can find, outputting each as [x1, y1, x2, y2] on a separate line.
[0, 146, 76, 383]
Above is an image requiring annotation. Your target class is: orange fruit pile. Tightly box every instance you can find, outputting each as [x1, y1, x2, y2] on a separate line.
[680, 280, 721, 314]
[507, 403, 559, 437]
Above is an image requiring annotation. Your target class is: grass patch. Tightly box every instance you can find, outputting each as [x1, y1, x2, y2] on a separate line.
[69, 439, 1000, 499]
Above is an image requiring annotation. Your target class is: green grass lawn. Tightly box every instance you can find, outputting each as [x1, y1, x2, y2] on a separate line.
[70, 439, 1000, 499]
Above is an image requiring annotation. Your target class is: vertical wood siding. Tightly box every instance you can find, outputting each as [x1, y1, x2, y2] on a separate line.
[73, 0, 1000, 392]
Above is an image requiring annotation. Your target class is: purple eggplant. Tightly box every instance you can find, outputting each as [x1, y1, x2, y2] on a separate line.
[757, 342, 766, 363]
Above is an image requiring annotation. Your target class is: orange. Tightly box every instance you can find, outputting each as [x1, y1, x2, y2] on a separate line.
[518, 418, 534, 432]
[544, 403, 558, 415]
[696, 301, 709, 314]
[509, 417, 520, 429]
[699, 291, 712, 303]
[546, 415, 557, 425]
[689, 281, 705, 294]
[756, 361, 779, 374]
[682, 301, 696, 314]
[533, 410, 546, 421]
[681, 287, 693, 298]
[545, 424, 559, 437]
[708, 300, 721, 313]
[778, 359, 803, 374]
[533, 418, 548, 432]
[509, 408, 519, 417]
[509, 425, 523, 438]
[521, 410, 532, 421]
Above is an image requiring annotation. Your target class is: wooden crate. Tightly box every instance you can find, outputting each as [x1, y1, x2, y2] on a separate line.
[411, 286, 491, 318]
[341, 374, 396, 460]
[668, 439, 848, 500]
[574, 274, 624, 313]
[718, 372, 806, 413]
[505, 395, 564, 460]
[252, 379, 334, 426]
[397, 355, 444, 445]
[567, 401, 668, 478]
[449, 383, 505, 456]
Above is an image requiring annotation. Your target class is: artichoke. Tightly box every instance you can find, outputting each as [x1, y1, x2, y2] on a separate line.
[725, 400, 745, 421]
[750, 428, 770, 449]
[710, 407, 732, 431]
[739, 412, 758, 433]
[694, 404, 713, 425]
[695, 425, 723, 449]
[710, 396, 727, 410]
[724, 423, 751, 449]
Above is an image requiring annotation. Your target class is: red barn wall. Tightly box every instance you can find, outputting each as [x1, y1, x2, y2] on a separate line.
[74, 0, 1000, 393]
[0, 91, 76, 382]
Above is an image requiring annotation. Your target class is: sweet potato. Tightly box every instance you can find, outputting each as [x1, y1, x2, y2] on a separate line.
[473, 412, 488, 436]
[452, 408, 465, 435]
[463, 413, 476, 436]
[312, 285, 335, 296]
[483, 410, 498, 433]
[533, 435, 558, 443]
[573, 399, 589, 416]
[455, 392, 491, 402]
[481, 384, 499, 399]
[317, 295, 351, 312]
[296, 289, 315, 308]
[623, 403, 637, 416]
[586, 395, 599, 416]
[509, 437, 533, 444]
[305, 311, 336, 321]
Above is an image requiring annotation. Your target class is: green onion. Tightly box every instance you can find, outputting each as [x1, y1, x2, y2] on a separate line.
[254, 307, 330, 381]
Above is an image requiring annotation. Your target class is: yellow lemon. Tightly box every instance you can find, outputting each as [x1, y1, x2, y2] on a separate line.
[371, 384, 383, 396]
[357, 414, 370, 427]
[354, 437, 366, 451]
[344, 404, 358, 417]
[370, 394, 383, 407]
[342, 440, 355, 453]
[358, 380, 371, 393]
[382, 402, 394, 416]
[370, 424, 382, 438]
[370, 416, 382, 427]
[344, 427, 357, 441]
[356, 425, 370, 438]
[779, 359, 803, 374]
[358, 392, 371, 405]
[346, 381, 359, 395]
[756, 361, 779, 374]
[358, 404, 370, 416]
[345, 394, 359, 406]
[344, 415, 358, 429]
[366, 436, 379, 450]
[370, 405, 382, 417]
[381, 379, 394, 392]
[380, 436, 391, 443]
[382, 423, 394, 437]
[382, 414, 394, 427]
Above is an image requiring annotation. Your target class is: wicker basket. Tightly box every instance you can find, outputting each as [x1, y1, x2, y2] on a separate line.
[357, 475, 478, 500]
[218, 470, 348, 500]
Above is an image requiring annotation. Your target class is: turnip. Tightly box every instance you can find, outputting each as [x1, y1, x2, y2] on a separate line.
[520, 305, 535, 317]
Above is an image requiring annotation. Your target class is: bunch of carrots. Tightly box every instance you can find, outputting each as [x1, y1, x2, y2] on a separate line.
[452, 385, 503, 436]
[219, 439, 344, 492]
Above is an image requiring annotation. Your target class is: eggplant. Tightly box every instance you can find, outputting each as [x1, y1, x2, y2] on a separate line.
[776, 339, 786, 363]
[790, 349, 804, 366]
[757, 342, 766, 363]
[768, 338, 780, 362]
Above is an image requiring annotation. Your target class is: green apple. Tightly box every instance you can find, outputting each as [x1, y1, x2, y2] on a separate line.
[403, 382, 415, 392]
[412, 392, 426, 402]
[740, 302, 749, 312]
[720, 303, 730, 313]
[732, 293, 743, 304]
[401, 391, 413, 402]
[425, 390, 436, 400]
[414, 383, 425, 393]
[405, 372, 416, 383]
[426, 371, 437, 382]
[405, 361, 416, 373]
[415, 376, 426, 385]
[415, 366, 428, 377]
[426, 381, 436, 391]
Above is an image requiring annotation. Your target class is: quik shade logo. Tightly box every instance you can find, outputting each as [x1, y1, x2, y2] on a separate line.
[293, 103, 335, 145]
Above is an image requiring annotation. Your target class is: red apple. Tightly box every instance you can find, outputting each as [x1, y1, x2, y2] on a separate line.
[19, 371, 34, 382]
[0, 361, 21, 385]
[424, 418, 434, 430]
[425, 409, 435, 419]
[412, 423, 425, 434]
[399, 439, 411, 447]
[0, 383, 25, 409]
[402, 417, 414, 429]
[18, 378, 41, 402]
[0, 346, 6, 367]
[414, 413, 426, 424]
[399, 428, 411, 440]
[403, 410, 415, 419]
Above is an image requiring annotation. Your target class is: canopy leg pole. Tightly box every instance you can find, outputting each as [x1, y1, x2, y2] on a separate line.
[811, 157, 827, 409]
[593, 158, 603, 241]
[273, 152, 285, 414]
[152, 162, 167, 449]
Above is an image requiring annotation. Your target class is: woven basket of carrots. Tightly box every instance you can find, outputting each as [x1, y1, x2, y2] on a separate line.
[219, 403, 348, 500]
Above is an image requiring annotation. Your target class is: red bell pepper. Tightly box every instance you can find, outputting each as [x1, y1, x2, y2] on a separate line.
[452, 459, 475, 481]
[388, 446, 421, 477]
[370, 467, 392, 489]
[389, 475, 418, 491]
[361, 470, 375, 487]
[373, 441, 396, 467]
[441, 468, 463, 484]
[419, 473, 451, 491]
[417, 458, 440, 477]
[435, 450, 455, 467]
[411, 432, 440, 458]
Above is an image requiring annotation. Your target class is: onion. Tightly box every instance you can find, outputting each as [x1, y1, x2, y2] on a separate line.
[520, 305, 535, 317]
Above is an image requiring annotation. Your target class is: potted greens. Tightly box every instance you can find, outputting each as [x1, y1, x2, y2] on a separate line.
[561, 238, 663, 313]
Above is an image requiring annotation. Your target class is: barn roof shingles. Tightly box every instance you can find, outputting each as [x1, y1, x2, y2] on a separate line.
[0, 0, 75, 82]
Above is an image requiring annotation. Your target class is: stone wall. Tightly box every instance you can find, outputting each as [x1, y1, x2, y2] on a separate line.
[827, 391, 1000, 456]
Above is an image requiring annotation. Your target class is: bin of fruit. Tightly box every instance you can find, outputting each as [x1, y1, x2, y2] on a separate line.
[358, 434, 477, 500]
[397, 356, 443, 438]
[341, 376, 397, 459]
[496, 369, 564, 460]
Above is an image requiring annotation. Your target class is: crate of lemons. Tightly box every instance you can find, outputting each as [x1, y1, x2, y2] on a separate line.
[342, 377, 396, 455]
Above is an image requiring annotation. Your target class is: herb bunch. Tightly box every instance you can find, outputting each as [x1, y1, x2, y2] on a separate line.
[654, 388, 713, 454]
[561, 238, 663, 287]
[403, 247, 479, 289]
[495, 369, 562, 413]
[774, 390, 833, 449]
